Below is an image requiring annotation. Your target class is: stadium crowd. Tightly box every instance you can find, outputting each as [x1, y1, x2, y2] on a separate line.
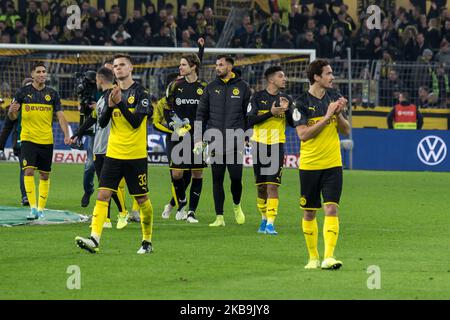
[0, 0, 448, 107]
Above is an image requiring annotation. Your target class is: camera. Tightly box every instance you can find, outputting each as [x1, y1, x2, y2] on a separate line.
[72, 70, 97, 149]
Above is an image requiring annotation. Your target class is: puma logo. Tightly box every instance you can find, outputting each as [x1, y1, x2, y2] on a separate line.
[327, 230, 337, 235]
[308, 106, 316, 112]
[177, 88, 183, 93]
[303, 232, 313, 236]
[27, 94, 33, 99]
[215, 89, 221, 94]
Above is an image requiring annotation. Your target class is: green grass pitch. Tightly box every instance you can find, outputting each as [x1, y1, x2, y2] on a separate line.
[0, 162, 449, 299]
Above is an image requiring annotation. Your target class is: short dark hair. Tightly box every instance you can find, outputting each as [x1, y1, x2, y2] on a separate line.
[306, 59, 330, 84]
[216, 55, 234, 65]
[264, 66, 283, 80]
[181, 53, 201, 75]
[113, 53, 133, 64]
[31, 62, 46, 72]
[97, 67, 114, 83]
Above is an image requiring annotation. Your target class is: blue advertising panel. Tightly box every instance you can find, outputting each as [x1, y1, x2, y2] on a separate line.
[352, 129, 449, 172]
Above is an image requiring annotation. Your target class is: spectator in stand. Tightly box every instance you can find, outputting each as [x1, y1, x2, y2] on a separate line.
[205, 24, 218, 46]
[444, 19, 450, 43]
[366, 35, 383, 62]
[297, 30, 319, 53]
[179, 29, 195, 47]
[380, 69, 405, 107]
[414, 33, 430, 58]
[177, 5, 191, 31]
[15, 26, 28, 44]
[204, 7, 223, 34]
[332, 27, 348, 59]
[112, 24, 131, 46]
[412, 49, 434, 94]
[273, 31, 294, 49]
[67, 29, 90, 45]
[194, 13, 208, 40]
[379, 50, 396, 79]
[153, 25, 175, 47]
[28, 22, 41, 44]
[26, 1, 39, 34]
[89, 19, 110, 46]
[236, 22, 256, 48]
[435, 39, 450, 64]
[96, 8, 107, 24]
[401, 25, 419, 61]
[125, 9, 145, 40]
[165, 15, 181, 46]
[304, 17, 318, 35]
[417, 85, 438, 108]
[417, 14, 428, 34]
[133, 22, 153, 46]
[288, 1, 307, 40]
[250, 33, 267, 48]
[426, 18, 442, 50]
[37, 0, 53, 30]
[259, 12, 288, 48]
[2, 3, 21, 28]
[39, 28, 57, 44]
[145, 3, 160, 35]
[106, 12, 121, 36]
[432, 63, 450, 108]
[317, 24, 332, 58]
[234, 15, 251, 39]
[330, 6, 353, 38]
[314, 3, 332, 30]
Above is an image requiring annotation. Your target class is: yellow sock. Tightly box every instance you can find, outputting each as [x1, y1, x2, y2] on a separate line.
[24, 175, 37, 209]
[117, 178, 127, 217]
[91, 200, 109, 240]
[266, 198, 279, 224]
[323, 216, 339, 259]
[302, 218, 319, 260]
[132, 198, 140, 213]
[256, 197, 267, 220]
[37, 179, 50, 211]
[139, 199, 154, 242]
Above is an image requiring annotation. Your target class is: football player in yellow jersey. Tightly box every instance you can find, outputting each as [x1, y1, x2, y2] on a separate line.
[291, 59, 350, 270]
[75, 54, 154, 254]
[246, 66, 294, 235]
[8, 62, 70, 220]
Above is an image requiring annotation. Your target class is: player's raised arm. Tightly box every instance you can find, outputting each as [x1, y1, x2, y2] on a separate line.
[296, 101, 339, 142]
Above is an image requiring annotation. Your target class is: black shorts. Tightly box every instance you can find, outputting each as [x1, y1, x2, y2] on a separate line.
[99, 157, 148, 196]
[299, 166, 343, 210]
[21, 141, 53, 173]
[167, 135, 206, 170]
[252, 142, 284, 185]
[93, 154, 106, 179]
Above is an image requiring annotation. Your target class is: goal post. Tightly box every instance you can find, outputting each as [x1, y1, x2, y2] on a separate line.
[0, 44, 319, 167]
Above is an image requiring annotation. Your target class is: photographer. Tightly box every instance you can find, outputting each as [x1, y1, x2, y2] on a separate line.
[0, 78, 33, 206]
[74, 70, 97, 207]
[71, 67, 131, 229]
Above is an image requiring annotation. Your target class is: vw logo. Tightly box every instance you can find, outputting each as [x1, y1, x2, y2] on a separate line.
[417, 136, 447, 166]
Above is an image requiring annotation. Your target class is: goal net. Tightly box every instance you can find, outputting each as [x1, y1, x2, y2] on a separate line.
[0, 44, 316, 167]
